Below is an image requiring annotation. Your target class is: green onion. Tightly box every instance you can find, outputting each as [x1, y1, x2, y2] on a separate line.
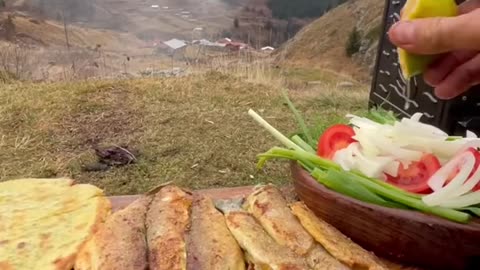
[366, 107, 398, 125]
[291, 135, 316, 154]
[313, 168, 407, 209]
[281, 90, 315, 147]
[249, 109, 303, 152]
[461, 207, 480, 217]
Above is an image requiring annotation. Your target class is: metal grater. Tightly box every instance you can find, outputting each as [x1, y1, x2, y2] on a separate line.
[369, 0, 480, 135]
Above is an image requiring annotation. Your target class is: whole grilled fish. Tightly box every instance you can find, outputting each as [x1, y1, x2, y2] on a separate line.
[245, 185, 349, 270]
[187, 194, 245, 270]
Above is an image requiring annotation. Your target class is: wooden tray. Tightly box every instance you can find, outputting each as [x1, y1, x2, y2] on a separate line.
[291, 163, 480, 270]
[109, 185, 418, 270]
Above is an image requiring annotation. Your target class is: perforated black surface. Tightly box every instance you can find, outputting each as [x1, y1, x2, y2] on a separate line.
[369, 0, 480, 135]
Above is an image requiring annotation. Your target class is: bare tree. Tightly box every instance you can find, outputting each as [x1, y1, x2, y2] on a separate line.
[62, 3, 76, 75]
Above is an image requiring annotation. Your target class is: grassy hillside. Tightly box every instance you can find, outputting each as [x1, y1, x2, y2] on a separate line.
[0, 12, 147, 52]
[0, 71, 368, 195]
[276, 0, 384, 81]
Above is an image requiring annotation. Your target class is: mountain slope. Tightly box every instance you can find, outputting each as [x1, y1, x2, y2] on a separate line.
[276, 0, 385, 82]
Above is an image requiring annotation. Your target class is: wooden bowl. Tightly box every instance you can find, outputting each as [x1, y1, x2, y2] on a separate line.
[291, 163, 480, 270]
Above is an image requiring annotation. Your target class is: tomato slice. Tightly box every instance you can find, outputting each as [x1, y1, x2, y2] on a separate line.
[446, 148, 480, 191]
[317, 124, 356, 159]
[386, 154, 441, 194]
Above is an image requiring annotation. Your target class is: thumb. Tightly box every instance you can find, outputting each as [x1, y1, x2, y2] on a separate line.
[389, 9, 480, 55]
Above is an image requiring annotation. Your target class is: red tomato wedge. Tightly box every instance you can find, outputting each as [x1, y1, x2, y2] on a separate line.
[317, 124, 356, 159]
[386, 154, 441, 194]
[446, 147, 480, 191]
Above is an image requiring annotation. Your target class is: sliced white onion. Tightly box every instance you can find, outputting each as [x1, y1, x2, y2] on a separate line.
[383, 160, 400, 177]
[400, 117, 449, 138]
[350, 143, 393, 178]
[332, 146, 355, 171]
[410, 112, 423, 122]
[427, 151, 473, 191]
[347, 114, 383, 130]
[423, 152, 475, 206]
[456, 139, 480, 154]
[373, 137, 423, 162]
[352, 128, 381, 158]
[438, 191, 480, 208]
[449, 165, 480, 198]
[467, 130, 478, 138]
[333, 142, 395, 179]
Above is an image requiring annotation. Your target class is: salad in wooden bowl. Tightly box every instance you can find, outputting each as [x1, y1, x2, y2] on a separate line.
[249, 95, 480, 269]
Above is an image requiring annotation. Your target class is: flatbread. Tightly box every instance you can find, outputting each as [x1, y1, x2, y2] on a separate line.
[75, 196, 151, 270]
[0, 178, 111, 270]
[290, 202, 387, 270]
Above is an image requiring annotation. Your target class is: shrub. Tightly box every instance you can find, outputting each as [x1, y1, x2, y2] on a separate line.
[346, 27, 361, 57]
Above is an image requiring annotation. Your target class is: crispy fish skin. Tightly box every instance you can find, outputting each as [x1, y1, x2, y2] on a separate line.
[305, 245, 350, 270]
[245, 185, 348, 270]
[224, 211, 309, 270]
[147, 186, 192, 270]
[290, 202, 388, 270]
[75, 196, 150, 270]
[245, 185, 314, 255]
[186, 194, 245, 270]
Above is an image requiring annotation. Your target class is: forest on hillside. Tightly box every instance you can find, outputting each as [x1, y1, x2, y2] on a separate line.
[267, 0, 348, 19]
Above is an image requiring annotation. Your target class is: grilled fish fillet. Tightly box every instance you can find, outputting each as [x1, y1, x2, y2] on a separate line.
[245, 185, 314, 255]
[225, 211, 308, 270]
[290, 202, 388, 270]
[245, 185, 348, 270]
[75, 196, 151, 270]
[187, 194, 245, 270]
[147, 185, 192, 270]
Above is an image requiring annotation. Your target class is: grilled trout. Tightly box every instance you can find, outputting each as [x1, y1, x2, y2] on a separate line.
[187, 194, 245, 270]
[224, 210, 309, 270]
[245, 185, 349, 270]
[75, 196, 150, 270]
[147, 185, 192, 270]
[290, 202, 388, 270]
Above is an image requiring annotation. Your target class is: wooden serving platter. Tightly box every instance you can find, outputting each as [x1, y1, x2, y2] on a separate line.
[109, 185, 418, 270]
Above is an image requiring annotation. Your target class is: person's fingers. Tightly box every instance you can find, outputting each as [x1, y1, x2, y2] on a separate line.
[389, 9, 480, 54]
[424, 50, 478, 86]
[397, 0, 479, 20]
[434, 54, 480, 99]
[459, 0, 480, 14]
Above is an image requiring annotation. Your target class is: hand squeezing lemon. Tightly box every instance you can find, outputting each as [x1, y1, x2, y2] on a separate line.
[390, 0, 480, 100]
[397, 0, 458, 79]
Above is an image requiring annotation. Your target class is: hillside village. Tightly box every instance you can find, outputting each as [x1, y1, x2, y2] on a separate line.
[0, 0, 384, 194]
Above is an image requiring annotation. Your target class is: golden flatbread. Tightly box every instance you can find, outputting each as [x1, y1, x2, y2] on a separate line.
[0, 178, 111, 270]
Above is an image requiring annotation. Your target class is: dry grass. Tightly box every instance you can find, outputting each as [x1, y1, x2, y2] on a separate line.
[0, 69, 368, 195]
